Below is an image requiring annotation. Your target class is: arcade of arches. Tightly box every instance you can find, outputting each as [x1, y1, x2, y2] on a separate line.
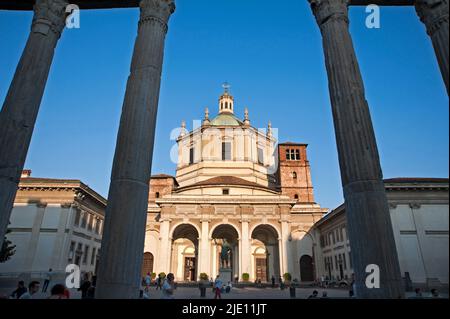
[143, 220, 319, 283]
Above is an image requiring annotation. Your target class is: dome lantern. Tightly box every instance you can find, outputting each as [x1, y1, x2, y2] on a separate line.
[218, 82, 234, 114]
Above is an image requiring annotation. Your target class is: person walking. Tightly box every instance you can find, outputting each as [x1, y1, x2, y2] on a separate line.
[19, 281, 40, 299]
[225, 281, 232, 293]
[145, 272, 151, 292]
[10, 281, 27, 299]
[161, 273, 175, 299]
[78, 273, 91, 299]
[156, 274, 162, 290]
[271, 276, 275, 288]
[214, 275, 223, 299]
[42, 268, 53, 293]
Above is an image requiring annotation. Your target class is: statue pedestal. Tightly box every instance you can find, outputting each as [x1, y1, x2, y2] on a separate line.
[218, 268, 232, 284]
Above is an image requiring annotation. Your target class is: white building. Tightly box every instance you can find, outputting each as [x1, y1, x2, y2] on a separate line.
[142, 87, 327, 283]
[312, 178, 449, 290]
[0, 170, 106, 284]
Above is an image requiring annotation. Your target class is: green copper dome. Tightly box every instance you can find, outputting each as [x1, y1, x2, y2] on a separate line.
[210, 113, 243, 126]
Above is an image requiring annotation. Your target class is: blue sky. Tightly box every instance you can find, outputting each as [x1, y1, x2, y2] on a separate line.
[0, 1, 448, 210]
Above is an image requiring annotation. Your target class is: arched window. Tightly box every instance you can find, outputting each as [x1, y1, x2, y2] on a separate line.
[155, 192, 160, 198]
[225, 102, 228, 109]
[294, 194, 299, 200]
[222, 142, 231, 160]
[292, 172, 297, 179]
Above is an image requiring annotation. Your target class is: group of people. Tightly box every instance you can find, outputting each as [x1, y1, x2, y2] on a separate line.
[8, 268, 59, 299]
[10, 280, 41, 299]
[7, 268, 96, 300]
[145, 273, 235, 300]
[213, 276, 232, 299]
[413, 288, 441, 299]
[9, 280, 70, 299]
[143, 272, 166, 292]
[305, 287, 442, 299]
[141, 272, 176, 299]
[269, 275, 289, 289]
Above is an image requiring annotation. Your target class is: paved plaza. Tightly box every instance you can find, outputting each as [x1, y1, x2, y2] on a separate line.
[149, 286, 348, 299]
[0, 286, 347, 299]
[1, 285, 448, 300]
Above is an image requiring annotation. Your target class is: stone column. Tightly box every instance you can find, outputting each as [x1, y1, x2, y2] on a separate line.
[309, 0, 404, 298]
[0, 0, 67, 249]
[95, 0, 175, 299]
[279, 212, 290, 277]
[277, 239, 284, 276]
[212, 243, 218, 279]
[240, 219, 250, 279]
[198, 218, 211, 277]
[415, 0, 449, 95]
[157, 218, 171, 274]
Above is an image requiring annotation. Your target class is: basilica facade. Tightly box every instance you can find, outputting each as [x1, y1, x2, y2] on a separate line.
[142, 88, 327, 282]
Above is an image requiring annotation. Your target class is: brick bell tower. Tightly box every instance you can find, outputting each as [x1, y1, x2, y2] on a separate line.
[276, 142, 315, 202]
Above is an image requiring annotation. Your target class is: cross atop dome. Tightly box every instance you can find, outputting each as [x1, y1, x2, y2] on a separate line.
[222, 82, 231, 94]
[219, 82, 234, 114]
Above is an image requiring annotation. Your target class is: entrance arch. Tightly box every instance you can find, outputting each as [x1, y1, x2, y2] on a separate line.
[253, 246, 268, 282]
[300, 255, 314, 282]
[171, 224, 199, 282]
[211, 224, 240, 281]
[251, 224, 280, 282]
[141, 252, 154, 278]
[209, 222, 241, 239]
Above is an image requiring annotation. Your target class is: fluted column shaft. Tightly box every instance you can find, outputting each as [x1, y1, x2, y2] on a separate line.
[416, 0, 449, 95]
[240, 219, 250, 279]
[309, 0, 404, 298]
[95, 0, 175, 299]
[0, 0, 67, 249]
[280, 219, 290, 277]
[157, 218, 171, 274]
[198, 219, 211, 277]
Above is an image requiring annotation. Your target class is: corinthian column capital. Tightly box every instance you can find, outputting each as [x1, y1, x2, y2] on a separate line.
[32, 0, 68, 37]
[415, 0, 449, 36]
[140, 0, 176, 30]
[308, 0, 349, 27]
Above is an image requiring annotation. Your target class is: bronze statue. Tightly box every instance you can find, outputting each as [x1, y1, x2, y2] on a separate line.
[217, 238, 232, 269]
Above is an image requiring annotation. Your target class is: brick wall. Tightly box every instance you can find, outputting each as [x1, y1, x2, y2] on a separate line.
[277, 144, 315, 203]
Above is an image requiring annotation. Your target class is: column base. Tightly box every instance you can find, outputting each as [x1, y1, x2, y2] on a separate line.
[218, 268, 233, 284]
[344, 180, 404, 299]
[95, 282, 140, 299]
